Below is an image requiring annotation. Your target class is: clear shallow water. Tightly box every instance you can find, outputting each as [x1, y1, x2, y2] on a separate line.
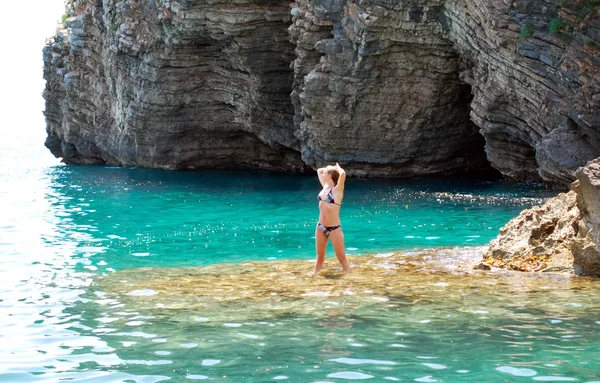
[91, 254, 600, 383]
[4, 3, 599, 380]
[2, 134, 600, 382]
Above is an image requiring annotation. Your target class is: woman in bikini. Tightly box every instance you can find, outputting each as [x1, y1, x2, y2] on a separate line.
[315, 163, 351, 274]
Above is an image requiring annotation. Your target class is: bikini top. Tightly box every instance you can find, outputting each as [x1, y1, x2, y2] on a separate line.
[318, 188, 340, 206]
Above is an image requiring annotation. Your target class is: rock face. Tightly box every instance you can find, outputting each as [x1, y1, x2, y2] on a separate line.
[572, 158, 600, 275]
[289, 0, 491, 177]
[44, 0, 306, 171]
[481, 158, 600, 275]
[44, 0, 600, 186]
[481, 189, 578, 272]
[447, 0, 600, 187]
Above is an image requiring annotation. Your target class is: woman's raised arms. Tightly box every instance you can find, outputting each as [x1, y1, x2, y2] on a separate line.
[334, 163, 346, 192]
[317, 167, 328, 186]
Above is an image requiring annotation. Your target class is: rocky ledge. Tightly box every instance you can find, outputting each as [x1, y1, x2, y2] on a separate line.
[479, 158, 600, 276]
[44, 0, 600, 186]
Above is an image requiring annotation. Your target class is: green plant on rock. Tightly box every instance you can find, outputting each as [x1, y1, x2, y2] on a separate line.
[164, 18, 177, 33]
[549, 17, 564, 35]
[579, 1, 599, 18]
[520, 22, 534, 39]
[109, 12, 118, 34]
[61, 12, 69, 23]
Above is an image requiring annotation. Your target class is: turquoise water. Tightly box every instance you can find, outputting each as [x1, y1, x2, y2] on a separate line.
[4, 133, 600, 382]
[36, 165, 553, 271]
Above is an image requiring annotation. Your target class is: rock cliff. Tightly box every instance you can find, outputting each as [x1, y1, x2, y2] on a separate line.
[571, 158, 600, 275]
[480, 158, 600, 276]
[44, 0, 600, 186]
[44, 0, 306, 171]
[289, 0, 491, 177]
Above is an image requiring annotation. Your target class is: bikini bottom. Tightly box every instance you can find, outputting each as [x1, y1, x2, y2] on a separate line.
[317, 223, 341, 236]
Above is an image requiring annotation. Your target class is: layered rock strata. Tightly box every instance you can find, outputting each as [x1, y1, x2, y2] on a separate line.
[481, 158, 600, 276]
[446, 0, 600, 187]
[44, 0, 600, 186]
[44, 0, 306, 171]
[289, 0, 492, 177]
[289, 0, 600, 185]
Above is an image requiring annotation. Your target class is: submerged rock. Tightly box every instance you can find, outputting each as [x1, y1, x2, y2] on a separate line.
[481, 158, 600, 276]
[96, 245, 600, 323]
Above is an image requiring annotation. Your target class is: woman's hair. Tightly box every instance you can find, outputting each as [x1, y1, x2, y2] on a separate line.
[328, 168, 340, 185]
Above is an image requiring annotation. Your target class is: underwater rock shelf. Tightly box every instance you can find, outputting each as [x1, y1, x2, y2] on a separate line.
[96, 247, 599, 323]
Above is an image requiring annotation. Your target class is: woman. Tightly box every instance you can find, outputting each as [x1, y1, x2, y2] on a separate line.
[315, 163, 351, 274]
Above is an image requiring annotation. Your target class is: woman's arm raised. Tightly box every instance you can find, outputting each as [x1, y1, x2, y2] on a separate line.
[317, 167, 328, 186]
[334, 163, 346, 191]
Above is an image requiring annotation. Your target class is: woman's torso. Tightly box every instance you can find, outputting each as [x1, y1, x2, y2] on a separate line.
[317, 187, 342, 226]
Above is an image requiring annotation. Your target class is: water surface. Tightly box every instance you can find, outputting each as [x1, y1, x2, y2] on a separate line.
[24, 164, 555, 271]
[3, 134, 600, 382]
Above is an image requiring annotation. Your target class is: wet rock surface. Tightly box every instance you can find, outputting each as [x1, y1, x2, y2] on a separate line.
[44, 0, 600, 186]
[482, 158, 600, 276]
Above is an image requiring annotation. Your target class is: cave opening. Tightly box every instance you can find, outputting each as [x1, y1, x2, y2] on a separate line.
[453, 80, 503, 181]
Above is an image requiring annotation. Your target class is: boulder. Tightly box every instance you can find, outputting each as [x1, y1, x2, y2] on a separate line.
[481, 158, 600, 276]
[572, 158, 600, 275]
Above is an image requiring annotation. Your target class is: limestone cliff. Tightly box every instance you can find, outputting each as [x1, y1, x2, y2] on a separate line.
[289, 0, 490, 177]
[480, 158, 600, 276]
[571, 158, 600, 275]
[44, 0, 306, 171]
[44, 0, 600, 186]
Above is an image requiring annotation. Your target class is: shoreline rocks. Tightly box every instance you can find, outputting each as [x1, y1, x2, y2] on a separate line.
[572, 159, 600, 275]
[479, 158, 600, 276]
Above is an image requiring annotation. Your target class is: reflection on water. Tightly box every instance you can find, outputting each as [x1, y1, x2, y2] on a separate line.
[0, 139, 117, 382]
[4, 154, 596, 382]
[75, 250, 599, 382]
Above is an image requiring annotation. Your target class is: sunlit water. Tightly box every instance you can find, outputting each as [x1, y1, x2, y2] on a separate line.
[3, 130, 600, 382]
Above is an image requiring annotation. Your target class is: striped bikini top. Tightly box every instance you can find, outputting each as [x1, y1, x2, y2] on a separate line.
[318, 188, 340, 206]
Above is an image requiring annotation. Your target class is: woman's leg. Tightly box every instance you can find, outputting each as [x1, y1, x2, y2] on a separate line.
[329, 228, 351, 272]
[314, 225, 328, 274]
